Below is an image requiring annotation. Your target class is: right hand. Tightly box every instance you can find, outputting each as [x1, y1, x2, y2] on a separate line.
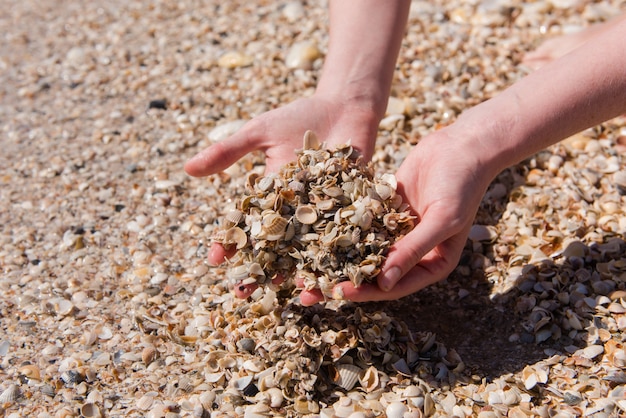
[188, 94, 381, 297]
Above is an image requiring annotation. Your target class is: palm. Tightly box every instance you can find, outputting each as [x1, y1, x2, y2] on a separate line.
[185, 96, 378, 177]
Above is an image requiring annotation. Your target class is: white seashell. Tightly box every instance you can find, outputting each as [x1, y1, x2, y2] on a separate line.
[256, 176, 276, 192]
[358, 366, 380, 393]
[282, 1, 305, 22]
[333, 364, 361, 391]
[285, 41, 321, 70]
[0, 384, 20, 404]
[208, 120, 247, 142]
[225, 209, 245, 226]
[295, 205, 318, 225]
[218, 51, 253, 69]
[223, 227, 248, 249]
[80, 402, 101, 418]
[137, 392, 157, 410]
[580, 344, 604, 359]
[385, 402, 408, 418]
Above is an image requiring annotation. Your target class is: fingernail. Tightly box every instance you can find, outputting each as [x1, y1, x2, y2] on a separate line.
[380, 266, 401, 291]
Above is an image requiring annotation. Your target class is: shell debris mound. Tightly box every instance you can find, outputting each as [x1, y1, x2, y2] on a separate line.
[212, 130, 416, 297]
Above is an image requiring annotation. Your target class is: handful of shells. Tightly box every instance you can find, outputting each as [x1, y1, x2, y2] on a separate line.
[212, 131, 416, 298]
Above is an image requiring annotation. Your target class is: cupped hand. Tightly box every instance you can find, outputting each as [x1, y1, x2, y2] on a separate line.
[301, 127, 496, 305]
[185, 94, 379, 177]
[192, 94, 381, 298]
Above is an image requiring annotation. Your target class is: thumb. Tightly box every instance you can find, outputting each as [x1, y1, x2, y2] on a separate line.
[377, 212, 460, 291]
[184, 126, 259, 177]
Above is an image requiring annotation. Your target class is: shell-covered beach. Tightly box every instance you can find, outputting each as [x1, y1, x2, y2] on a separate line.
[1, 0, 625, 417]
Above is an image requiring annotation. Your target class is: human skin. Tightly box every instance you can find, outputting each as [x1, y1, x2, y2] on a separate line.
[186, 3, 626, 305]
[522, 14, 626, 70]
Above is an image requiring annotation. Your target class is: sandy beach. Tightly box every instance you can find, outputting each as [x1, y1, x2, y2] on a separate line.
[1, 0, 625, 416]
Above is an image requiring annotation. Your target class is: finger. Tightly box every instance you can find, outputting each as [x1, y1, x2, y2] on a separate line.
[184, 127, 259, 177]
[299, 289, 325, 306]
[234, 281, 258, 298]
[336, 258, 448, 302]
[207, 243, 236, 266]
[377, 211, 461, 291]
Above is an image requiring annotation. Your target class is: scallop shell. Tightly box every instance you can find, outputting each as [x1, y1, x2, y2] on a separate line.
[295, 205, 318, 225]
[0, 384, 20, 404]
[224, 209, 245, 226]
[137, 392, 157, 410]
[262, 213, 289, 240]
[332, 363, 362, 391]
[223, 226, 248, 249]
[256, 176, 276, 192]
[18, 364, 41, 380]
[80, 402, 101, 418]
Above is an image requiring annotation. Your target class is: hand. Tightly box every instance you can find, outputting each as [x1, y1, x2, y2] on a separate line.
[189, 94, 380, 298]
[300, 127, 495, 305]
[185, 94, 379, 177]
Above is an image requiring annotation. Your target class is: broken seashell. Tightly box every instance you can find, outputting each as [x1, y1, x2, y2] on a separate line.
[295, 205, 318, 225]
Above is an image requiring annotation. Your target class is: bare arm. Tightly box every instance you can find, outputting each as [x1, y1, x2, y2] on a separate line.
[465, 18, 626, 180]
[366, 17, 626, 299]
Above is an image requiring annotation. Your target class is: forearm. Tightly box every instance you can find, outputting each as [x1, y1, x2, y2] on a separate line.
[456, 18, 626, 178]
[315, 0, 411, 119]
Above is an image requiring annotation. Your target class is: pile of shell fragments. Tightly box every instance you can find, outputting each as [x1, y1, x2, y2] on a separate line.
[212, 131, 415, 297]
[1, 0, 625, 417]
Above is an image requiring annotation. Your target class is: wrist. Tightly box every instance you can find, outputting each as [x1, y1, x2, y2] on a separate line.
[450, 94, 525, 180]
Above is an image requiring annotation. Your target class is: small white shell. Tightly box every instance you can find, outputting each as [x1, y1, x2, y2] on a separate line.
[295, 205, 318, 225]
[223, 227, 248, 249]
[0, 384, 20, 404]
[333, 363, 361, 391]
[80, 402, 101, 418]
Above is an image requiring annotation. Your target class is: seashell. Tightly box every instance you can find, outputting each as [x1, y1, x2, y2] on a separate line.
[61, 370, 84, 385]
[18, 364, 41, 380]
[224, 209, 244, 226]
[288, 180, 305, 193]
[262, 213, 289, 240]
[223, 227, 248, 249]
[236, 338, 256, 353]
[468, 224, 498, 242]
[218, 51, 253, 69]
[295, 205, 318, 225]
[285, 41, 321, 70]
[80, 402, 101, 418]
[316, 199, 335, 211]
[580, 344, 604, 359]
[0, 384, 20, 404]
[41, 384, 56, 398]
[265, 387, 284, 408]
[178, 377, 194, 393]
[141, 346, 157, 365]
[256, 176, 276, 192]
[358, 366, 380, 393]
[521, 364, 548, 390]
[322, 186, 344, 198]
[137, 392, 157, 410]
[208, 119, 247, 142]
[386, 402, 408, 418]
[232, 375, 254, 392]
[374, 183, 393, 200]
[332, 363, 361, 391]
[302, 130, 320, 150]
